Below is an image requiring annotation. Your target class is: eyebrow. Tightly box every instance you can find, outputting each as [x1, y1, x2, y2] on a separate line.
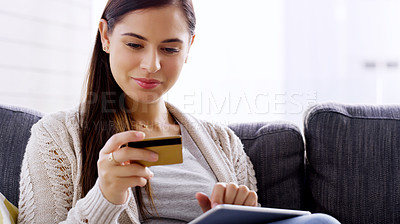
[121, 32, 183, 43]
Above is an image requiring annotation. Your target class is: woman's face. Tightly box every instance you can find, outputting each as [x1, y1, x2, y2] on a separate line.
[100, 5, 193, 106]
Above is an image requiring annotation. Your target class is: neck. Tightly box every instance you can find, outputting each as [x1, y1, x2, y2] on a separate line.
[126, 99, 180, 136]
[127, 98, 172, 125]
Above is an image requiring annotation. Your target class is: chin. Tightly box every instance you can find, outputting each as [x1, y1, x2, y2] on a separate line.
[128, 93, 163, 105]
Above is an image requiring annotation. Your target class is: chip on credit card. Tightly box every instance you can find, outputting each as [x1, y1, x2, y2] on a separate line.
[128, 135, 183, 167]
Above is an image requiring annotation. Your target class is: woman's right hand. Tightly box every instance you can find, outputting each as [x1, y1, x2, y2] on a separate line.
[97, 131, 159, 205]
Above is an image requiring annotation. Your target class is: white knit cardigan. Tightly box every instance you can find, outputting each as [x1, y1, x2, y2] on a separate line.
[17, 103, 257, 223]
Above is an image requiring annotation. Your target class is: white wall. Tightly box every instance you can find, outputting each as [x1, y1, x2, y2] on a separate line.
[1, 0, 399, 128]
[166, 0, 286, 124]
[284, 0, 400, 126]
[0, 0, 92, 113]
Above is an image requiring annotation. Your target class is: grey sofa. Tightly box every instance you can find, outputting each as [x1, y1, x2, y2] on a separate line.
[1, 103, 399, 224]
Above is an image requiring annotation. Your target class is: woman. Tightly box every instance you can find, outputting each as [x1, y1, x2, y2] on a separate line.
[18, 0, 339, 223]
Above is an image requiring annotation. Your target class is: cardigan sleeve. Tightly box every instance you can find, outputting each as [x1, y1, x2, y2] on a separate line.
[17, 117, 129, 223]
[225, 126, 258, 192]
[203, 122, 258, 192]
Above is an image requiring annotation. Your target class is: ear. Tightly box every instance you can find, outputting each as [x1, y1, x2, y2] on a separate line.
[190, 34, 196, 46]
[99, 19, 111, 52]
[185, 35, 196, 63]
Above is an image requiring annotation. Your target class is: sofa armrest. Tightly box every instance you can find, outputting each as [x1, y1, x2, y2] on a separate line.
[304, 103, 400, 224]
[0, 104, 43, 207]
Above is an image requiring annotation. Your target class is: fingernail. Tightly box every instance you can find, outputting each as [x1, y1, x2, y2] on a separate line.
[212, 202, 218, 208]
[136, 132, 145, 138]
[151, 153, 159, 162]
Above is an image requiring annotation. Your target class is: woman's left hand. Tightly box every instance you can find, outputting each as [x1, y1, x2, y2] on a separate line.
[195, 182, 258, 213]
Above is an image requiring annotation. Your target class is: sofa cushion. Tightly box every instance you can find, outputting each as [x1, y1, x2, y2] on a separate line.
[0, 191, 18, 224]
[304, 103, 400, 224]
[229, 122, 305, 210]
[0, 105, 43, 207]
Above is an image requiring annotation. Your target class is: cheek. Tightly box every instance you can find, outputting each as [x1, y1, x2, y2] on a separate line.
[110, 45, 140, 77]
[162, 56, 185, 79]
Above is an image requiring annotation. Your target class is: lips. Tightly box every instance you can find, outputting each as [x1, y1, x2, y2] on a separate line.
[132, 78, 161, 89]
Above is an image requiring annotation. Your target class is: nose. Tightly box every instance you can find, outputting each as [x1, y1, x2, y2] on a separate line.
[140, 48, 161, 73]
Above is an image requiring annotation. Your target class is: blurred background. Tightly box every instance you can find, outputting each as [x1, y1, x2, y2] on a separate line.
[0, 0, 399, 128]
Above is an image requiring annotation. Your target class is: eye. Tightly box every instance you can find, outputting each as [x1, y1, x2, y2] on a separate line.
[162, 47, 180, 54]
[126, 43, 143, 50]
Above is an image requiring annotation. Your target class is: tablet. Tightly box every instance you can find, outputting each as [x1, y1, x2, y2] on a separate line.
[189, 204, 311, 224]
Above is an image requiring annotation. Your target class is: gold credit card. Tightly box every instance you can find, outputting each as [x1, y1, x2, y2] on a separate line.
[128, 135, 183, 167]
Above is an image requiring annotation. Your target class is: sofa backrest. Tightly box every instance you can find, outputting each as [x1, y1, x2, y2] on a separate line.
[0, 104, 43, 207]
[229, 122, 305, 210]
[304, 103, 400, 224]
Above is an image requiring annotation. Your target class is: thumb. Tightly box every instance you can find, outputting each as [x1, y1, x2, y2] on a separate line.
[196, 192, 212, 213]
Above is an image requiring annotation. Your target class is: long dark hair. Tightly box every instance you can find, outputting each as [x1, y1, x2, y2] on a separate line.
[79, 0, 195, 218]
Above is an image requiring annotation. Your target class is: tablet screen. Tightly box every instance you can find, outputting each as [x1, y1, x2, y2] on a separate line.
[189, 204, 311, 224]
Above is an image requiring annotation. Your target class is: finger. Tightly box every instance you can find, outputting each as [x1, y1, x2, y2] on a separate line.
[210, 183, 226, 208]
[113, 147, 158, 164]
[113, 164, 154, 179]
[98, 162, 149, 178]
[243, 191, 258, 207]
[98, 161, 153, 186]
[98, 172, 149, 192]
[101, 175, 148, 188]
[196, 192, 212, 213]
[101, 131, 145, 154]
[121, 176, 149, 187]
[224, 183, 239, 204]
[233, 185, 250, 205]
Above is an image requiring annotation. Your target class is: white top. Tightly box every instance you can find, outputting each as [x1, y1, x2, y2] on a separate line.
[141, 122, 217, 223]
